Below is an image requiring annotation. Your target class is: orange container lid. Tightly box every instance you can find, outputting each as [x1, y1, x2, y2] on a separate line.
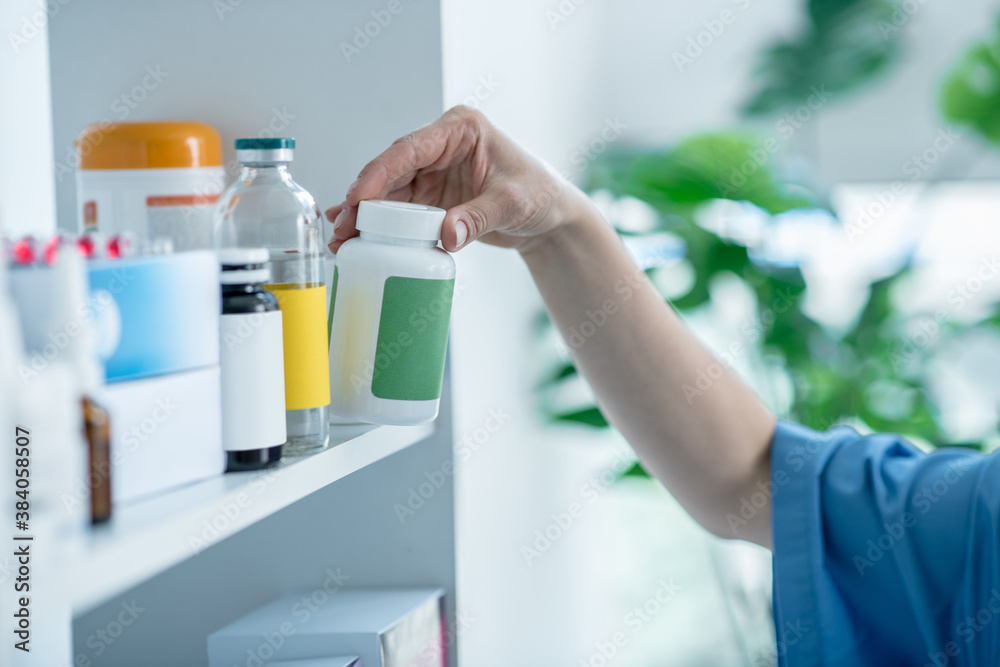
[76, 121, 223, 170]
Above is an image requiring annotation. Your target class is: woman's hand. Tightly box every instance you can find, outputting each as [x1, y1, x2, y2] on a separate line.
[325, 106, 592, 253]
[328, 105, 776, 548]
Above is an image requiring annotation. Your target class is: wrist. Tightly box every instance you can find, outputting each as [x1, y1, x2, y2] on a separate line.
[518, 188, 606, 258]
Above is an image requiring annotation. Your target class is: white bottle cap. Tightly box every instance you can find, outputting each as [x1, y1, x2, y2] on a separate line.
[356, 200, 447, 242]
[217, 247, 269, 266]
[218, 247, 271, 284]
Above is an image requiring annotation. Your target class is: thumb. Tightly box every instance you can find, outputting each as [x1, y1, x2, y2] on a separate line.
[440, 187, 519, 252]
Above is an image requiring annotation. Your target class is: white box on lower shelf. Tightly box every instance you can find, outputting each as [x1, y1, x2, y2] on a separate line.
[267, 659, 360, 667]
[208, 589, 446, 667]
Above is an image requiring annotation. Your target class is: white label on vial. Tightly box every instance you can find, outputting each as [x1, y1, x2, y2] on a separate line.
[220, 311, 286, 451]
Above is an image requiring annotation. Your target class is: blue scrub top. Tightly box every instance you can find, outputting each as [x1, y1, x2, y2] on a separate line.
[770, 421, 1000, 666]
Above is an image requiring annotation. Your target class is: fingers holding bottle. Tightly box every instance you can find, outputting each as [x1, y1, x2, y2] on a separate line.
[326, 105, 586, 254]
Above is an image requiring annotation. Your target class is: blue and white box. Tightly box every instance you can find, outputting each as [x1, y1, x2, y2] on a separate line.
[87, 250, 219, 382]
[88, 251, 224, 501]
[8, 250, 225, 502]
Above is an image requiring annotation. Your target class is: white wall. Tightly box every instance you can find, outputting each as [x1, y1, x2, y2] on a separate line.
[815, 0, 1000, 182]
[48, 0, 446, 232]
[443, 2, 775, 666]
[598, 0, 1000, 183]
[442, 2, 622, 663]
[0, 0, 58, 237]
[599, 0, 801, 147]
[444, 1, 1000, 665]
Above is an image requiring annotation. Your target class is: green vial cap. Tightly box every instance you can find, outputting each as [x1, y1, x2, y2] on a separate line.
[234, 137, 295, 150]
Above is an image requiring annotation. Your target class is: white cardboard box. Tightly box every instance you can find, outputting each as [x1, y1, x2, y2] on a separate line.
[267, 659, 360, 667]
[94, 365, 224, 503]
[208, 589, 445, 667]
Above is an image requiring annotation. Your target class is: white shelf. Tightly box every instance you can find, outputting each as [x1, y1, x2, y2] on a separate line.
[65, 423, 434, 615]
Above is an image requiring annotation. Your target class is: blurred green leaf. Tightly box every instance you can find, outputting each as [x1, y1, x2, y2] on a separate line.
[620, 462, 652, 479]
[539, 117, 1000, 458]
[942, 33, 1000, 145]
[743, 0, 900, 116]
[552, 407, 610, 428]
[584, 132, 816, 216]
[540, 362, 579, 387]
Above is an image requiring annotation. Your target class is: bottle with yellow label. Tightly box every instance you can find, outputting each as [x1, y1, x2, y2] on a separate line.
[213, 138, 330, 456]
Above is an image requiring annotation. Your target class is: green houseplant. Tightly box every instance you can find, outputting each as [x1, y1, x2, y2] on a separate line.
[539, 5, 1000, 470]
[540, 134, 950, 453]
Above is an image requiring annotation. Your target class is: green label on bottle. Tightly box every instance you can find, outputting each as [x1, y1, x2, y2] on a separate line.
[327, 266, 339, 343]
[371, 276, 455, 401]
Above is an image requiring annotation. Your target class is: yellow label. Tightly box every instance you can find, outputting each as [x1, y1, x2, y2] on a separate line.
[266, 283, 331, 411]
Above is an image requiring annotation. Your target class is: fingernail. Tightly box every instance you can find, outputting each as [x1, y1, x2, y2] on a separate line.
[333, 208, 347, 230]
[454, 220, 469, 248]
[346, 178, 360, 196]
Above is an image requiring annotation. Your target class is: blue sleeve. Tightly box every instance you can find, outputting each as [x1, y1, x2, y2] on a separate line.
[770, 420, 1000, 667]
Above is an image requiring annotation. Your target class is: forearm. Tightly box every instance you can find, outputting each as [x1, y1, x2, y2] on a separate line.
[329, 106, 777, 544]
[520, 203, 777, 546]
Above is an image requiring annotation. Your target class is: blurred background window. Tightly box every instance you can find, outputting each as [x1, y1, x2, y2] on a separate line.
[444, 1, 1000, 664]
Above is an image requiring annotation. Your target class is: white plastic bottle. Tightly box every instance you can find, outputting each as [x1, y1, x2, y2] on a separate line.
[328, 201, 456, 425]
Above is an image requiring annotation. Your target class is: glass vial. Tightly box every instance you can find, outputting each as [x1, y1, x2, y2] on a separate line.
[328, 201, 456, 425]
[213, 138, 330, 456]
[219, 248, 287, 470]
[82, 397, 111, 524]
